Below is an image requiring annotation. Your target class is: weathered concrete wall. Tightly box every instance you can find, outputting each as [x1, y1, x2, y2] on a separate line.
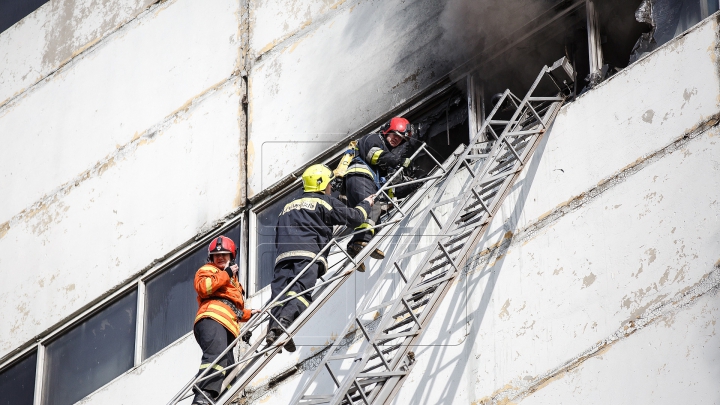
[0, 0, 246, 359]
[387, 15, 720, 405]
[246, 0, 452, 196]
[242, 14, 720, 404]
[0, 0, 156, 105]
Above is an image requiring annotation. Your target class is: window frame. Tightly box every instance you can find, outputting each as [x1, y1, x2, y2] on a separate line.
[0, 214, 246, 405]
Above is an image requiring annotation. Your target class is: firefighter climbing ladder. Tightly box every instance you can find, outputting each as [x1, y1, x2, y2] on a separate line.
[168, 106, 455, 405]
[167, 57, 573, 405]
[292, 58, 574, 405]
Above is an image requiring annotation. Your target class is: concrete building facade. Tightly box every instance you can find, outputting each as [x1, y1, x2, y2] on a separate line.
[0, 0, 718, 404]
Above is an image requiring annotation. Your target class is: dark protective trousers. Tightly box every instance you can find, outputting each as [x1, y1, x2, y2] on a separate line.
[193, 318, 234, 397]
[268, 259, 319, 331]
[346, 174, 383, 244]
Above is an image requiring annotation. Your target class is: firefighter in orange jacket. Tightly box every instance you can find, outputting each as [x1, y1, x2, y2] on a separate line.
[192, 236, 259, 405]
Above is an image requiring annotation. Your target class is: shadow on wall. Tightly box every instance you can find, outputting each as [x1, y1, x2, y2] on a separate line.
[400, 116, 554, 405]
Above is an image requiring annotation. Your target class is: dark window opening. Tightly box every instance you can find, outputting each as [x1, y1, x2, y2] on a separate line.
[142, 222, 241, 360]
[43, 291, 137, 405]
[1, 0, 48, 34]
[0, 351, 36, 405]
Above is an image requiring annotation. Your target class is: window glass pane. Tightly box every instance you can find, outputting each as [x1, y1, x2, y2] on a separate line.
[0, 351, 36, 405]
[256, 187, 304, 291]
[43, 291, 137, 405]
[143, 223, 242, 359]
[1, 0, 48, 33]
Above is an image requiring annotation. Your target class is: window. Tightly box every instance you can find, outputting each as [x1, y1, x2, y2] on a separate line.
[0, 351, 36, 405]
[253, 187, 305, 292]
[143, 223, 242, 359]
[1, 0, 48, 33]
[43, 291, 137, 405]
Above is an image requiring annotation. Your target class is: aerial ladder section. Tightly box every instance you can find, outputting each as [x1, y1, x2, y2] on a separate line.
[167, 57, 574, 405]
[292, 58, 575, 405]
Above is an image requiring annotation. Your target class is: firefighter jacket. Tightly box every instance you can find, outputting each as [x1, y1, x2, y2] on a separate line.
[194, 263, 252, 337]
[275, 192, 371, 273]
[346, 133, 413, 181]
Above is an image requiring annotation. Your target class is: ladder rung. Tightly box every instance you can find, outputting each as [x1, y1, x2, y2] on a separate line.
[379, 331, 419, 340]
[506, 128, 543, 137]
[422, 260, 449, 275]
[444, 229, 473, 246]
[528, 96, 563, 101]
[299, 398, 333, 405]
[395, 244, 435, 261]
[302, 395, 334, 400]
[405, 273, 454, 297]
[360, 300, 394, 317]
[357, 371, 407, 378]
[392, 298, 429, 319]
[328, 354, 359, 361]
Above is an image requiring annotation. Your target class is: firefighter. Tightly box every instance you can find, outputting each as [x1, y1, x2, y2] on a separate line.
[192, 236, 259, 405]
[344, 116, 419, 270]
[266, 164, 373, 352]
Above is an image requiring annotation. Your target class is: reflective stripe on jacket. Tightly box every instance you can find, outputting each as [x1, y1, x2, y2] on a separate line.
[353, 133, 411, 177]
[194, 263, 251, 337]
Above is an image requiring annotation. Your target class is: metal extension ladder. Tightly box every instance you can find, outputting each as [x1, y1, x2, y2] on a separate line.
[167, 111, 458, 405]
[292, 58, 574, 405]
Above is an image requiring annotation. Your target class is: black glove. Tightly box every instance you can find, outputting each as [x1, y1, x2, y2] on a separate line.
[241, 331, 252, 344]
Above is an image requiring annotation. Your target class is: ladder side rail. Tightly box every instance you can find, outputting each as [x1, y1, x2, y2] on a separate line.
[210, 148, 460, 405]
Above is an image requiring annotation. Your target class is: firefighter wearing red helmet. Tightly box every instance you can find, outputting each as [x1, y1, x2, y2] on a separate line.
[344, 116, 419, 270]
[191, 235, 259, 405]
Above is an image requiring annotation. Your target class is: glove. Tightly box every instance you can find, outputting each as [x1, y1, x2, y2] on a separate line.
[241, 331, 252, 344]
[402, 158, 411, 168]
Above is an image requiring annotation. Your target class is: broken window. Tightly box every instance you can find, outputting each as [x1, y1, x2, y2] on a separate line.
[43, 291, 137, 405]
[630, 0, 719, 63]
[0, 351, 36, 405]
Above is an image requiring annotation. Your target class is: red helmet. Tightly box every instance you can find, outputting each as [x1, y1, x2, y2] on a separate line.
[382, 117, 412, 137]
[207, 236, 237, 261]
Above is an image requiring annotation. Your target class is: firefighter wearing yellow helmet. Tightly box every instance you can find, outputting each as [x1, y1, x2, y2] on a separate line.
[266, 164, 374, 351]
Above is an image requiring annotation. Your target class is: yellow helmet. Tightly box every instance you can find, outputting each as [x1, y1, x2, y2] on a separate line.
[302, 164, 334, 192]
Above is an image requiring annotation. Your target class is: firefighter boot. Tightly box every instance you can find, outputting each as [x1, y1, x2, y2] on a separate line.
[280, 317, 296, 353]
[347, 242, 385, 271]
[265, 318, 296, 352]
[192, 390, 215, 405]
[346, 243, 366, 272]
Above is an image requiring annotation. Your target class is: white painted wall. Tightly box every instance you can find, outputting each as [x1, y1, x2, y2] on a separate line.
[246, 0, 451, 196]
[0, 0, 246, 360]
[244, 14, 720, 405]
[0, 0, 155, 105]
[1, 0, 718, 403]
